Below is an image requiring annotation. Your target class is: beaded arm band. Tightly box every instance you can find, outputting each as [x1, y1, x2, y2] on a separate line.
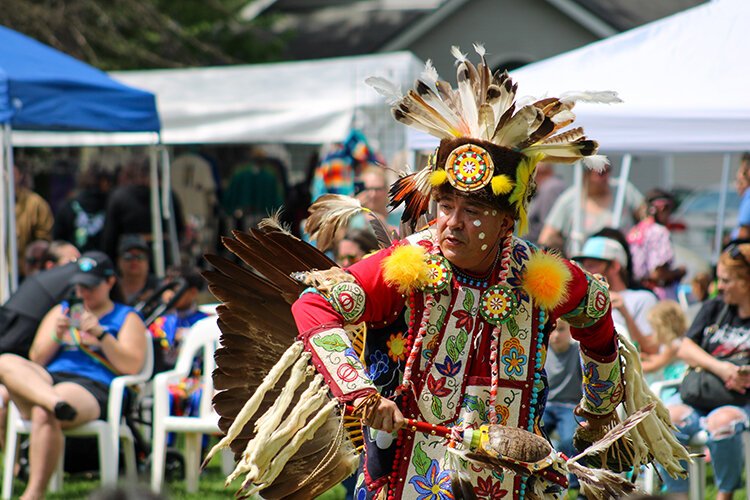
[560, 269, 610, 328]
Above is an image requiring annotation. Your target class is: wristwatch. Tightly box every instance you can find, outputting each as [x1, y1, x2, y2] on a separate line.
[95, 328, 108, 341]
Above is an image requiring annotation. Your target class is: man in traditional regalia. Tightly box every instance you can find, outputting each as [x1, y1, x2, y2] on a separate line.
[203, 45, 688, 500]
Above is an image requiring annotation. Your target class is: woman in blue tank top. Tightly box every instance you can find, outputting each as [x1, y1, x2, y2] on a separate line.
[0, 251, 146, 500]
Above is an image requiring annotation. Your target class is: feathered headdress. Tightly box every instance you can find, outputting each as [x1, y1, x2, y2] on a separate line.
[366, 44, 620, 234]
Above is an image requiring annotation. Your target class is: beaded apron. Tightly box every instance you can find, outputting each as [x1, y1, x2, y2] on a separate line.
[353, 230, 562, 500]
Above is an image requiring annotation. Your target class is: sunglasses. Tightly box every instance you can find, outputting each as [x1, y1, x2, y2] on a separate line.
[727, 244, 750, 268]
[122, 253, 147, 262]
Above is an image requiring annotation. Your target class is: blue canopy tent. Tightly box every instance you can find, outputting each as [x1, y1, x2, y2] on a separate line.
[0, 26, 162, 300]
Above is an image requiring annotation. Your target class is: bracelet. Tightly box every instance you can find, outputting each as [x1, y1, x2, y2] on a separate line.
[95, 329, 108, 341]
[51, 330, 64, 344]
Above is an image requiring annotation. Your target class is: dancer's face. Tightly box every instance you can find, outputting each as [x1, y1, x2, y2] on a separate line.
[435, 192, 512, 274]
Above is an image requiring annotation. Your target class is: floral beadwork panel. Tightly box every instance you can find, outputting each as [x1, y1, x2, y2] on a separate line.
[417, 286, 476, 425]
[308, 328, 375, 397]
[496, 240, 533, 382]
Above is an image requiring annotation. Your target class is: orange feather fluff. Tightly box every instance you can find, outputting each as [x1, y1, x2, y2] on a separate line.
[522, 251, 571, 310]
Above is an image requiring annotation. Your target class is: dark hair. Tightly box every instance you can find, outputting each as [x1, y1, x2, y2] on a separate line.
[109, 278, 126, 304]
[591, 227, 637, 288]
[78, 162, 114, 190]
[24, 240, 54, 268]
[342, 228, 380, 255]
[645, 188, 675, 207]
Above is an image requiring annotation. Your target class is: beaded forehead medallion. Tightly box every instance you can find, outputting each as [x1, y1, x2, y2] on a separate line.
[445, 143, 494, 192]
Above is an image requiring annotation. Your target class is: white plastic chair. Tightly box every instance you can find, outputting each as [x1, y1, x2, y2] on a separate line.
[150, 316, 225, 494]
[2, 330, 154, 499]
[644, 378, 750, 500]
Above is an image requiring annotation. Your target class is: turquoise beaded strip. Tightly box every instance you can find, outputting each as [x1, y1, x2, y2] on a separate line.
[519, 308, 547, 500]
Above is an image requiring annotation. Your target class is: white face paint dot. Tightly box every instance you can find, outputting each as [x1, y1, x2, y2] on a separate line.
[492, 210, 497, 216]
[484, 210, 489, 216]
[481, 244, 488, 251]
[473, 220, 482, 227]
[479, 232, 486, 240]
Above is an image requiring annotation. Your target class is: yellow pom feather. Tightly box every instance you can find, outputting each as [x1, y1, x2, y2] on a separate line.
[491, 175, 514, 196]
[382, 245, 430, 294]
[522, 251, 571, 310]
[430, 169, 448, 187]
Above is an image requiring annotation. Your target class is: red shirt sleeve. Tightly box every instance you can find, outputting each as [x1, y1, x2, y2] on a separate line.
[551, 260, 616, 358]
[292, 243, 407, 338]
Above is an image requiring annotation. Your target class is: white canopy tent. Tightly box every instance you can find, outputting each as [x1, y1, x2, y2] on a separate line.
[14, 51, 424, 162]
[407, 0, 750, 258]
[409, 0, 750, 154]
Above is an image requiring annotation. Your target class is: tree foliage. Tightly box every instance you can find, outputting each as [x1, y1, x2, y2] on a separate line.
[0, 0, 285, 70]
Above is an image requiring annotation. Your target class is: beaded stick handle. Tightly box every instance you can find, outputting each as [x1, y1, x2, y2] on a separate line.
[344, 404, 481, 449]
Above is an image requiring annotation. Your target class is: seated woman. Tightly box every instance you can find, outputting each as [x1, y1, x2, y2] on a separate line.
[662, 242, 750, 500]
[0, 251, 146, 500]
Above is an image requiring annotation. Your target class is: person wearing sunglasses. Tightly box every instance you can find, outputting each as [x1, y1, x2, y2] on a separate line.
[116, 234, 160, 305]
[661, 242, 750, 499]
[0, 251, 146, 500]
[335, 228, 380, 268]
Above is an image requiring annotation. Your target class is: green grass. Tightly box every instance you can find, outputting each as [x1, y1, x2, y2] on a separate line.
[8, 465, 232, 499]
[4, 458, 347, 499]
[3, 448, 747, 499]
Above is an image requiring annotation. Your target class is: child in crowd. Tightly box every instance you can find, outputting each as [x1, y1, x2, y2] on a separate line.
[542, 319, 582, 489]
[640, 300, 688, 397]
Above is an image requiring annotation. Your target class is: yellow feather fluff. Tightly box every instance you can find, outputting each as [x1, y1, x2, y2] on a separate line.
[509, 153, 545, 236]
[430, 169, 448, 187]
[491, 174, 514, 196]
[522, 251, 571, 310]
[382, 245, 430, 294]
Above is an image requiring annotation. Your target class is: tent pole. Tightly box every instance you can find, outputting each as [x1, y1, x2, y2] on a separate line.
[663, 154, 675, 190]
[3, 124, 18, 294]
[611, 154, 632, 229]
[570, 161, 584, 256]
[149, 144, 165, 278]
[713, 153, 731, 264]
[160, 145, 180, 268]
[0, 126, 7, 302]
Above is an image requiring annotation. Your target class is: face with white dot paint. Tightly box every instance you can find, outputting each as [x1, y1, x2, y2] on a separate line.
[434, 191, 513, 274]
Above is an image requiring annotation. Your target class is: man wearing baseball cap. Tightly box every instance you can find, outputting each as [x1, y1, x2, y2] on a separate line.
[573, 231, 659, 353]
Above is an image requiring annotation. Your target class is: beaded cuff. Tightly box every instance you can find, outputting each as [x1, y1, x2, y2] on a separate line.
[579, 348, 623, 416]
[560, 270, 610, 328]
[307, 327, 376, 401]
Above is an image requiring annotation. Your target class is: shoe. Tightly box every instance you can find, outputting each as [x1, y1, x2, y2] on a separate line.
[54, 401, 77, 421]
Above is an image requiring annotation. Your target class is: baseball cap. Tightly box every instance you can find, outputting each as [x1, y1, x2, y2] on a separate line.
[118, 234, 149, 256]
[70, 251, 116, 287]
[572, 236, 628, 269]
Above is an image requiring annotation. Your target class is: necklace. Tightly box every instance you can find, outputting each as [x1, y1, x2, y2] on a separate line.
[398, 232, 513, 424]
[450, 246, 502, 288]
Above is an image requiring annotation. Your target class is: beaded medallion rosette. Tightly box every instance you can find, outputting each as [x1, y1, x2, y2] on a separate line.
[422, 254, 452, 293]
[445, 143, 495, 192]
[480, 284, 519, 326]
